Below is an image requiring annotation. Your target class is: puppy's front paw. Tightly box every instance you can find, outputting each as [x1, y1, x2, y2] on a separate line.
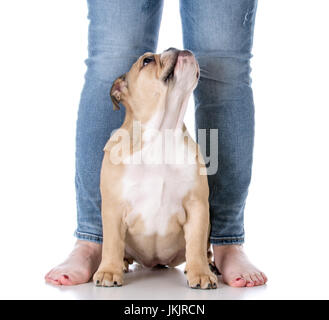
[186, 268, 218, 289]
[93, 269, 123, 287]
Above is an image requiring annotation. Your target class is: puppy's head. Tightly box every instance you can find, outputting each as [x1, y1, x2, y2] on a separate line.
[110, 48, 200, 120]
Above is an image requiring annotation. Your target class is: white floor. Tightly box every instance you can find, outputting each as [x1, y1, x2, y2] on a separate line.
[1, 235, 328, 300]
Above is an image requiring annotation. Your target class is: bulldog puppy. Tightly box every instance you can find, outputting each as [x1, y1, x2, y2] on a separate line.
[93, 48, 218, 289]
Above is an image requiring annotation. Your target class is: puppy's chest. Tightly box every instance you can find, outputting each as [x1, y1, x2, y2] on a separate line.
[122, 163, 195, 236]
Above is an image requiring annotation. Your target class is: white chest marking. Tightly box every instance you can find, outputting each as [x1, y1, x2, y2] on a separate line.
[122, 143, 196, 236]
[123, 164, 195, 236]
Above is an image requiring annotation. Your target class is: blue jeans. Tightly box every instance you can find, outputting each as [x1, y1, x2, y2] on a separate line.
[74, 0, 258, 245]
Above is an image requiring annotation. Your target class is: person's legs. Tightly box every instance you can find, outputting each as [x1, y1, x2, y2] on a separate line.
[45, 0, 164, 285]
[180, 0, 267, 287]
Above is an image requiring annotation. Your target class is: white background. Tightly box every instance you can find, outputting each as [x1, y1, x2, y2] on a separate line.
[0, 0, 328, 299]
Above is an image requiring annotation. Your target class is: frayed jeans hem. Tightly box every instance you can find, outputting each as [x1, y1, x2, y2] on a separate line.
[210, 236, 244, 245]
[74, 230, 103, 244]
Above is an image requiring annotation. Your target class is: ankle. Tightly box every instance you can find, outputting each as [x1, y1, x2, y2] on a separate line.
[212, 244, 243, 255]
[75, 240, 102, 252]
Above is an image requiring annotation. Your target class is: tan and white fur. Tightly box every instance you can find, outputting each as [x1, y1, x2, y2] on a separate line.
[93, 48, 218, 289]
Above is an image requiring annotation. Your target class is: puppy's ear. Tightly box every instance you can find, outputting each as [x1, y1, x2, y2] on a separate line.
[110, 74, 127, 110]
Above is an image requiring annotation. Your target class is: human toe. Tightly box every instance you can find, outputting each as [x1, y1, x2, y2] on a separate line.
[254, 272, 265, 285]
[250, 273, 262, 285]
[227, 275, 247, 287]
[260, 272, 268, 284]
[242, 273, 254, 287]
[45, 274, 61, 286]
[58, 274, 75, 286]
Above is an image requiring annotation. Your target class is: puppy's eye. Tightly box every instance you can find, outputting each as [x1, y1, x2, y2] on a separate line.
[143, 56, 154, 66]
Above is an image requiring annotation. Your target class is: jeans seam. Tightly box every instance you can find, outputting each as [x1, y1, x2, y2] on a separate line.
[208, 184, 218, 202]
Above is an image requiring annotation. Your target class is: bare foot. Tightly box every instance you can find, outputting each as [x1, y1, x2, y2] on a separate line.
[45, 240, 102, 286]
[213, 244, 268, 288]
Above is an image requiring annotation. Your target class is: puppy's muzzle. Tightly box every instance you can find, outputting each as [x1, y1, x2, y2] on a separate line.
[162, 48, 198, 82]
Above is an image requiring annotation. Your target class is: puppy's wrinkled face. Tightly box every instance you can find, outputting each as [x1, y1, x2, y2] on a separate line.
[110, 48, 200, 121]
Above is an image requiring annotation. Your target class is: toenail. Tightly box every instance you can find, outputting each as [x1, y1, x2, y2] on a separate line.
[236, 278, 242, 281]
[63, 275, 69, 279]
[114, 281, 117, 285]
